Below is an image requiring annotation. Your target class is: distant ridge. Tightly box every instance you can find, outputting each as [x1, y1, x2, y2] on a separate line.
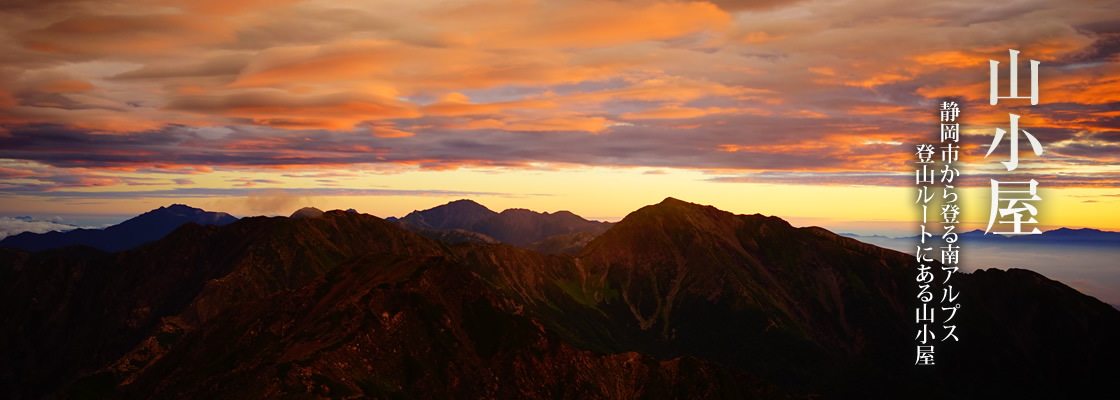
[0, 204, 237, 252]
[400, 199, 497, 230]
[844, 227, 1120, 245]
[395, 199, 613, 247]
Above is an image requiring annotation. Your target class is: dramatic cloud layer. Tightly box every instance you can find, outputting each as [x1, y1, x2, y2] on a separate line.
[0, 0, 1118, 199]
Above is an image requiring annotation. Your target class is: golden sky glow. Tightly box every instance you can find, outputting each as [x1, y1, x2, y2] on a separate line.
[1, 0, 1119, 234]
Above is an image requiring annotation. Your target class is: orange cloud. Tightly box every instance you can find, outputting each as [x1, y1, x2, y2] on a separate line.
[166, 90, 420, 130]
[421, 98, 556, 117]
[175, 0, 302, 15]
[911, 51, 988, 68]
[741, 31, 783, 44]
[620, 106, 749, 120]
[39, 79, 94, 93]
[367, 123, 415, 138]
[434, 0, 733, 49]
[20, 13, 235, 55]
[504, 115, 611, 133]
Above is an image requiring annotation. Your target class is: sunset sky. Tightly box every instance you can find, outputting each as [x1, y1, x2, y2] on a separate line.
[1, 0, 1119, 236]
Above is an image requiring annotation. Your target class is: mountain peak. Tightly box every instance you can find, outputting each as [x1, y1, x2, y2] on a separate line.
[447, 198, 486, 207]
[290, 207, 325, 219]
[659, 196, 686, 204]
[399, 199, 497, 230]
[0, 204, 238, 253]
[498, 208, 534, 216]
[649, 197, 724, 212]
[629, 197, 737, 221]
[583, 197, 793, 260]
[148, 204, 223, 218]
[396, 200, 610, 246]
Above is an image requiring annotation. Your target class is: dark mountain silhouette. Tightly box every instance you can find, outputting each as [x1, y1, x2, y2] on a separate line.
[289, 207, 324, 219]
[399, 199, 498, 230]
[952, 228, 1120, 244]
[1022, 227, 1120, 243]
[1, 211, 447, 399]
[396, 199, 613, 246]
[0, 204, 237, 253]
[1, 198, 1117, 399]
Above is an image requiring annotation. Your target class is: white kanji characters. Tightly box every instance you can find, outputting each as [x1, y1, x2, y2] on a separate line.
[941, 143, 959, 163]
[915, 165, 936, 185]
[941, 123, 959, 142]
[916, 303, 936, 324]
[984, 113, 1043, 171]
[916, 144, 935, 164]
[940, 244, 959, 265]
[985, 50, 1044, 235]
[916, 324, 937, 344]
[940, 204, 960, 224]
[990, 49, 1039, 105]
[915, 345, 935, 365]
[986, 179, 1042, 234]
[940, 101, 960, 122]
[916, 304, 937, 344]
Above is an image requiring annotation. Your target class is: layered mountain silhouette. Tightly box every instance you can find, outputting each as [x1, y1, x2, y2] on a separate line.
[1, 198, 1117, 399]
[985, 227, 1120, 244]
[846, 227, 1120, 246]
[0, 204, 237, 253]
[390, 199, 613, 251]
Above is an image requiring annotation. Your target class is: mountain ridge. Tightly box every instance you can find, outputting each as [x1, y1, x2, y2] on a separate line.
[395, 199, 613, 248]
[0, 204, 237, 253]
[843, 226, 1120, 244]
[2, 198, 1117, 399]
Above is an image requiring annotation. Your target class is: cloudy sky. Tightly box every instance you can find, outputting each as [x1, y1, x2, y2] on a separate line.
[0, 0, 1118, 234]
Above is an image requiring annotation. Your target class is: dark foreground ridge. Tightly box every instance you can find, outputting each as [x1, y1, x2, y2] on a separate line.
[1, 198, 1117, 399]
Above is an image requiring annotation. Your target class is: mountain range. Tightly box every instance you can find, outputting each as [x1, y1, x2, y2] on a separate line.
[843, 227, 1120, 246]
[389, 199, 613, 252]
[1, 198, 1117, 399]
[0, 204, 237, 253]
[0, 200, 611, 256]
